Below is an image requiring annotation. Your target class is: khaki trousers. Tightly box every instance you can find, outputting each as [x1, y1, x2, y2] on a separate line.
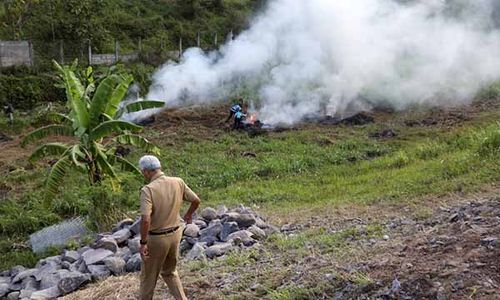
[140, 228, 187, 300]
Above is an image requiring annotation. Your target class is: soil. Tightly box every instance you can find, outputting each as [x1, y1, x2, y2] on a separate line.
[60, 188, 500, 300]
[340, 196, 500, 299]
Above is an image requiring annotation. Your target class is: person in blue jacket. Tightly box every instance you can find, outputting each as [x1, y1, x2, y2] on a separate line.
[225, 100, 242, 123]
[233, 109, 247, 130]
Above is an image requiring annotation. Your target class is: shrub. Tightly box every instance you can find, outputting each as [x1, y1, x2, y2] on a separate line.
[0, 74, 64, 109]
[477, 123, 500, 156]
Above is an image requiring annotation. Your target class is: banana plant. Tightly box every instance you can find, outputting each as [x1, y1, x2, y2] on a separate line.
[22, 60, 165, 196]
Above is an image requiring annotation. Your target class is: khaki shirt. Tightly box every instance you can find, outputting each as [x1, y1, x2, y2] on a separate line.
[140, 172, 199, 232]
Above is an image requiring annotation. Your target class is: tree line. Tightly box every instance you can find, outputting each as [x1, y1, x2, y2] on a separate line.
[0, 0, 266, 53]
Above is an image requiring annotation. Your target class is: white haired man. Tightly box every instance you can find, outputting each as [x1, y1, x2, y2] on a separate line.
[138, 155, 200, 300]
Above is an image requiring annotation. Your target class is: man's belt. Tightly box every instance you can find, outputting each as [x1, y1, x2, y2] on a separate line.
[148, 226, 180, 235]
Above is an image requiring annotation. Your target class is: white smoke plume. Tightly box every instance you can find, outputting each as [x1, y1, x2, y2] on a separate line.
[144, 0, 500, 125]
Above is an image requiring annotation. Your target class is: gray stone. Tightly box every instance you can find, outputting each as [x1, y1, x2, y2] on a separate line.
[8, 281, 22, 292]
[216, 205, 228, 217]
[248, 225, 266, 240]
[184, 237, 198, 245]
[125, 253, 141, 272]
[265, 225, 280, 235]
[201, 207, 218, 221]
[194, 219, 207, 229]
[233, 204, 246, 213]
[183, 224, 200, 238]
[19, 289, 33, 299]
[481, 237, 498, 247]
[82, 248, 114, 265]
[12, 269, 38, 283]
[129, 218, 141, 236]
[9, 266, 25, 278]
[179, 240, 191, 253]
[40, 269, 69, 290]
[437, 287, 447, 300]
[111, 229, 131, 244]
[205, 242, 233, 258]
[199, 220, 222, 239]
[128, 237, 141, 254]
[91, 237, 118, 253]
[103, 257, 126, 275]
[21, 276, 38, 290]
[34, 262, 60, 281]
[199, 235, 217, 246]
[223, 212, 256, 228]
[451, 279, 464, 292]
[0, 271, 9, 277]
[116, 247, 132, 262]
[226, 230, 254, 243]
[186, 243, 206, 260]
[87, 265, 110, 281]
[30, 286, 61, 300]
[220, 222, 239, 242]
[62, 250, 81, 263]
[7, 291, 20, 300]
[115, 218, 134, 230]
[61, 261, 72, 270]
[255, 217, 268, 229]
[0, 276, 10, 284]
[77, 246, 91, 255]
[0, 283, 9, 297]
[36, 256, 61, 269]
[57, 271, 91, 295]
[76, 259, 89, 274]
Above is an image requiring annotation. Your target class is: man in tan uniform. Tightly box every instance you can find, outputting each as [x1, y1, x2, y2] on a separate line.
[138, 155, 200, 300]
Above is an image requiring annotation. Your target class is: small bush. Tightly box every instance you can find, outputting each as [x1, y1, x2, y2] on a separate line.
[387, 151, 411, 168]
[0, 74, 64, 110]
[414, 141, 446, 160]
[477, 124, 500, 156]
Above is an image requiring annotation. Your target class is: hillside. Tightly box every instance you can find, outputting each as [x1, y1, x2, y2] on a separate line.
[0, 93, 499, 298]
[0, 0, 264, 52]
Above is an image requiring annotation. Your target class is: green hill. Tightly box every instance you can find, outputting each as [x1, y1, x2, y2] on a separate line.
[0, 0, 264, 52]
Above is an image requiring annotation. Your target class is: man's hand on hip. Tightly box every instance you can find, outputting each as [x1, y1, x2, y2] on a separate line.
[183, 213, 193, 224]
[140, 244, 150, 261]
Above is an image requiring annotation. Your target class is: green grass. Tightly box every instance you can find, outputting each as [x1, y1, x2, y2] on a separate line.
[0, 108, 499, 270]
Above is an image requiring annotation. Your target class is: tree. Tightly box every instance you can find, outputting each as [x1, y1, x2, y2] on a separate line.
[1, 0, 40, 39]
[22, 60, 165, 195]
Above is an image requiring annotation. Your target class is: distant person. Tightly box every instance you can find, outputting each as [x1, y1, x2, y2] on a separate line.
[225, 101, 242, 123]
[233, 109, 246, 130]
[138, 155, 200, 300]
[3, 103, 14, 125]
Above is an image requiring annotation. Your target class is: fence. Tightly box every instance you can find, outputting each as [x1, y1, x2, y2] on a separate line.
[0, 41, 33, 67]
[0, 31, 234, 69]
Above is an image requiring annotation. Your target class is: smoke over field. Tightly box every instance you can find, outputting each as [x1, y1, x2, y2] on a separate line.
[144, 0, 500, 124]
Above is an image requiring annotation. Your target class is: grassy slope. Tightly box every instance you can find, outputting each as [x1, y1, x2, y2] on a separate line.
[0, 104, 499, 272]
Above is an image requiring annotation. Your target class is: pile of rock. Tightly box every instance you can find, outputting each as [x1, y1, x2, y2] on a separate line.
[181, 205, 277, 260]
[0, 204, 274, 300]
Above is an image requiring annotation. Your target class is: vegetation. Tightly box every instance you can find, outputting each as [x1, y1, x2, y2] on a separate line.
[1, 93, 499, 269]
[0, 71, 63, 109]
[0, 1, 264, 109]
[21, 61, 162, 195]
[0, 0, 264, 53]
